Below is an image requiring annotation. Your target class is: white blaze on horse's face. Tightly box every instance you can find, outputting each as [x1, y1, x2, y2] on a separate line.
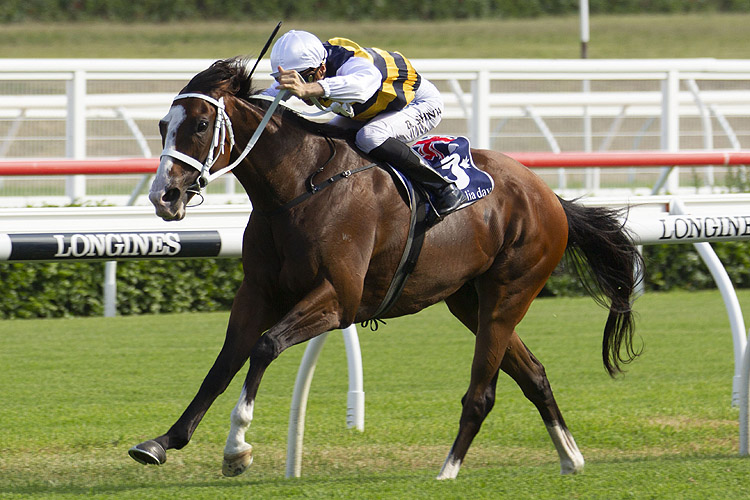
[150, 105, 188, 221]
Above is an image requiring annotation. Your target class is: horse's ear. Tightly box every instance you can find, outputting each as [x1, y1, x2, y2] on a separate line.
[235, 73, 253, 98]
[232, 57, 254, 98]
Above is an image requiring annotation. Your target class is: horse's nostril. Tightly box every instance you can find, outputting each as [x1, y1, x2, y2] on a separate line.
[162, 188, 181, 204]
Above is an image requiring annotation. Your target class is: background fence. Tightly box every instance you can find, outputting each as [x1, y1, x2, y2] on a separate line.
[3, 58, 750, 206]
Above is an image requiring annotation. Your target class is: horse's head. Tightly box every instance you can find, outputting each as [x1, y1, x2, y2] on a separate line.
[150, 58, 254, 221]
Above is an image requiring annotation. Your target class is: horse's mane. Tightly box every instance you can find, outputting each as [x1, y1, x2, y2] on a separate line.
[181, 57, 256, 99]
[182, 57, 356, 142]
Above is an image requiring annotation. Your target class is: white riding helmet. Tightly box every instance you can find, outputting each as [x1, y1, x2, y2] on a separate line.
[270, 30, 326, 78]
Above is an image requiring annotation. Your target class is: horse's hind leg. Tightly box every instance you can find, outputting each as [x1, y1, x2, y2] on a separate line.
[501, 333, 584, 475]
[443, 284, 583, 477]
[437, 281, 521, 480]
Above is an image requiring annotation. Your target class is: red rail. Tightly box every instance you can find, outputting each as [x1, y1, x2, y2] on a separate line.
[1, 151, 750, 176]
[508, 151, 750, 168]
[0, 158, 159, 176]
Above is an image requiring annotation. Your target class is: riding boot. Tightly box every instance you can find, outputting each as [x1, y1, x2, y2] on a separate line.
[368, 138, 467, 218]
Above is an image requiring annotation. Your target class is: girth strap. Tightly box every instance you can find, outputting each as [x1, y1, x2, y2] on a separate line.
[364, 169, 429, 328]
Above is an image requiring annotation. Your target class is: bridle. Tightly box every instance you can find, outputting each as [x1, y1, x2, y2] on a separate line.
[159, 85, 375, 215]
[160, 89, 288, 194]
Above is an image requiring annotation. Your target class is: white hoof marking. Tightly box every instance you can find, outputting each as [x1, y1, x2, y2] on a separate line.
[546, 423, 585, 475]
[436, 454, 462, 480]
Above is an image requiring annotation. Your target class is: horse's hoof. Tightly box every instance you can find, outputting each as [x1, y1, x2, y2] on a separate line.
[222, 446, 253, 477]
[128, 440, 167, 465]
[561, 456, 585, 475]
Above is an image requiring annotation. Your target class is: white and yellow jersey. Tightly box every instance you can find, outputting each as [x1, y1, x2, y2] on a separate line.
[317, 38, 422, 121]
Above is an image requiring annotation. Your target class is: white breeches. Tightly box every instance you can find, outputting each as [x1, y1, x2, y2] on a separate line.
[330, 78, 444, 153]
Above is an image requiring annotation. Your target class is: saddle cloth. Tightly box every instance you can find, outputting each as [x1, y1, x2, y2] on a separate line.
[411, 135, 494, 211]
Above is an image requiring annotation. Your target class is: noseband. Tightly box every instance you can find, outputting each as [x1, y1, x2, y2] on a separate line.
[160, 89, 287, 192]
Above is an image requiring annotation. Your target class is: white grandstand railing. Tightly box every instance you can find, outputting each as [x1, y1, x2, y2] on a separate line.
[4, 58, 750, 200]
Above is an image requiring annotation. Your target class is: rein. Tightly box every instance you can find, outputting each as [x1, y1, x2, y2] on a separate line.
[161, 85, 378, 216]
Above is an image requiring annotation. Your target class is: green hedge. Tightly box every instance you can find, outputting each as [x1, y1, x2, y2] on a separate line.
[0, 258, 243, 319]
[643, 240, 750, 290]
[544, 240, 750, 296]
[2, 241, 750, 318]
[2, 0, 750, 23]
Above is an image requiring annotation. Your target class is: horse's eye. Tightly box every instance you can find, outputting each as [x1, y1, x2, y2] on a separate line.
[196, 119, 210, 133]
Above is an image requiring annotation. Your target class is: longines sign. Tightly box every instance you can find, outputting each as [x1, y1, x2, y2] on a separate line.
[6, 231, 222, 261]
[657, 214, 750, 241]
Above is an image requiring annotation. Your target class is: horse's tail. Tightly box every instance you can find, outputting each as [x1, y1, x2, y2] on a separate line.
[558, 196, 644, 377]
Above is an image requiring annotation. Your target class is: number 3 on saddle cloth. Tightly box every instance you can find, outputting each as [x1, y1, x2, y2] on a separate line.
[389, 135, 495, 223]
[414, 135, 494, 207]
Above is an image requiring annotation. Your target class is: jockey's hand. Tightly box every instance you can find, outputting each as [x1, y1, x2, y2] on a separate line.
[275, 66, 325, 102]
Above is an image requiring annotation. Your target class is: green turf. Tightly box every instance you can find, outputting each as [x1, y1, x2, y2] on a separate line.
[2, 13, 750, 59]
[2, 290, 750, 498]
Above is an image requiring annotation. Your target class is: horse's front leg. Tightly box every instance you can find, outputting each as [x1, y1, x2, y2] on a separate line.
[222, 280, 344, 477]
[129, 281, 272, 466]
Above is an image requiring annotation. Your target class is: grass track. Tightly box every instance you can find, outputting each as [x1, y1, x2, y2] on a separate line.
[2, 13, 750, 59]
[2, 290, 750, 498]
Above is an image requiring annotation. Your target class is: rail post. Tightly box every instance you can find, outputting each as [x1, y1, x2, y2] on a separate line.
[286, 325, 364, 478]
[471, 69, 491, 150]
[670, 199, 747, 406]
[660, 70, 681, 193]
[740, 327, 750, 456]
[65, 70, 87, 201]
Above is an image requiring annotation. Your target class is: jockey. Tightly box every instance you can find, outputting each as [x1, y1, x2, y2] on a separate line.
[263, 30, 466, 217]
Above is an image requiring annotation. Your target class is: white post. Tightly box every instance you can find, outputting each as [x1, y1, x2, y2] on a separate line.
[740, 327, 750, 455]
[103, 261, 117, 317]
[286, 325, 364, 478]
[471, 70, 491, 150]
[579, 0, 590, 59]
[582, 78, 600, 192]
[225, 176, 236, 196]
[342, 324, 365, 431]
[286, 332, 329, 478]
[65, 70, 87, 201]
[580, 0, 599, 192]
[685, 79, 715, 189]
[523, 106, 564, 189]
[671, 199, 747, 406]
[660, 70, 680, 193]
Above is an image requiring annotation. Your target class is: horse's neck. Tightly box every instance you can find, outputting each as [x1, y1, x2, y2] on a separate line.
[230, 102, 338, 212]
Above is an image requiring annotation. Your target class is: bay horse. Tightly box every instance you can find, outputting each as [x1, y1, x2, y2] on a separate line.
[131, 57, 642, 479]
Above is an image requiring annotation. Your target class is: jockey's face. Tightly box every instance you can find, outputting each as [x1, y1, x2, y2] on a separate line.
[300, 63, 326, 83]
